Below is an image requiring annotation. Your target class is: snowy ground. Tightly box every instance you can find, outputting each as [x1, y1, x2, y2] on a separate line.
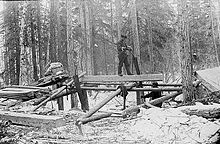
[0, 90, 220, 144]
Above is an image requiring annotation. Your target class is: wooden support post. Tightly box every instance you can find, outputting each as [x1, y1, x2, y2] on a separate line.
[74, 75, 89, 112]
[56, 83, 64, 110]
[70, 93, 78, 108]
[136, 83, 144, 105]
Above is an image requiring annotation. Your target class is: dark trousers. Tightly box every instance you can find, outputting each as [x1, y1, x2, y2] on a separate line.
[118, 53, 132, 75]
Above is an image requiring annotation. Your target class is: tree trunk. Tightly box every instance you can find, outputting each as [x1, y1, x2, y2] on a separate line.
[37, 1, 43, 78]
[217, 0, 220, 61]
[102, 27, 108, 75]
[85, 0, 93, 75]
[79, 0, 87, 72]
[110, 0, 116, 75]
[210, 0, 220, 66]
[15, 3, 21, 85]
[30, 5, 38, 82]
[147, 15, 154, 73]
[180, 0, 194, 103]
[131, 0, 141, 73]
[58, 0, 69, 71]
[115, 0, 122, 40]
[49, 0, 58, 62]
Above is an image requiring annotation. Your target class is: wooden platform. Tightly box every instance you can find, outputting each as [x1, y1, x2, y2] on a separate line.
[80, 74, 163, 83]
[0, 111, 65, 128]
[195, 67, 220, 92]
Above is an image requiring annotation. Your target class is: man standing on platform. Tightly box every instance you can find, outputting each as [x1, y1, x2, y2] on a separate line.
[116, 35, 133, 76]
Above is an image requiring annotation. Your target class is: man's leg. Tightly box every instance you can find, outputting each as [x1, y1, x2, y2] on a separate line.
[118, 55, 125, 75]
[124, 56, 132, 75]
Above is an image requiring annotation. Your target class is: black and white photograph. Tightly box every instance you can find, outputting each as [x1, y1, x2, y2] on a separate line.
[0, 0, 220, 143]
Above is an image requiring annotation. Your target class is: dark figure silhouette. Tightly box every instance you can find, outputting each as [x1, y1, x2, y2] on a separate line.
[141, 82, 162, 107]
[116, 35, 132, 76]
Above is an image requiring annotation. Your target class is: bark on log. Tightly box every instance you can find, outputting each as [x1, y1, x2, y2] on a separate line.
[178, 103, 220, 118]
[77, 112, 112, 125]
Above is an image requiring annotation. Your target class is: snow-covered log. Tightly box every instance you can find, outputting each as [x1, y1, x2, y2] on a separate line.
[178, 103, 220, 118]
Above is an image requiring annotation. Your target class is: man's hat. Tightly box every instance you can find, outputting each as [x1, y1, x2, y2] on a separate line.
[121, 35, 127, 38]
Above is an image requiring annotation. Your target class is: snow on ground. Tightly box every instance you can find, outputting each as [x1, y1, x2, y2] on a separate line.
[1, 90, 220, 143]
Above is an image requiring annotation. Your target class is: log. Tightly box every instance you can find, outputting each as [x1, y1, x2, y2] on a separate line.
[32, 88, 77, 106]
[32, 72, 86, 111]
[78, 82, 136, 121]
[37, 74, 69, 87]
[0, 111, 65, 128]
[149, 91, 182, 106]
[83, 82, 182, 87]
[77, 113, 112, 125]
[121, 91, 182, 114]
[178, 103, 220, 118]
[81, 86, 182, 92]
[80, 74, 163, 82]
[6, 85, 49, 91]
[142, 83, 182, 87]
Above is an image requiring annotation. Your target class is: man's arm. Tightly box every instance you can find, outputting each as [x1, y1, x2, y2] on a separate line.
[117, 41, 122, 51]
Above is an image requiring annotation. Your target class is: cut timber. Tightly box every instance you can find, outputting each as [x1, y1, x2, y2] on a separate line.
[80, 74, 163, 82]
[77, 113, 112, 125]
[0, 111, 65, 128]
[122, 91, 182, 113]
[149, 91, 182, 106]
[33, 72, 86, 111]
[195, 67, 220, 92]
[37, 74, 69, 87]
[0, 87, 48, 100]
[178, 103, 220, 118]
[83, 82, 182, 87]
[81, 86, 182, 92]
[78, 82, 136, 120]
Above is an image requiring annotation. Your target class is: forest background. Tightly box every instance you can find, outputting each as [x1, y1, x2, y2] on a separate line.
[0, 0, 220, 89]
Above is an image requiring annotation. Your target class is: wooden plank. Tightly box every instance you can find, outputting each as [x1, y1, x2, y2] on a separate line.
[83, 82, 182, 87]
[0, 87, 43, 100]
[5, 85, 49, 90]
[81, 86, 182, 91]
[80, 74, 163, 82]
[0, 111, 65, 128]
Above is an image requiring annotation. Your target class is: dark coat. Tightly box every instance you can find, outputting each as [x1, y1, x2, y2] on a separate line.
[142, 86, 162, 107]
